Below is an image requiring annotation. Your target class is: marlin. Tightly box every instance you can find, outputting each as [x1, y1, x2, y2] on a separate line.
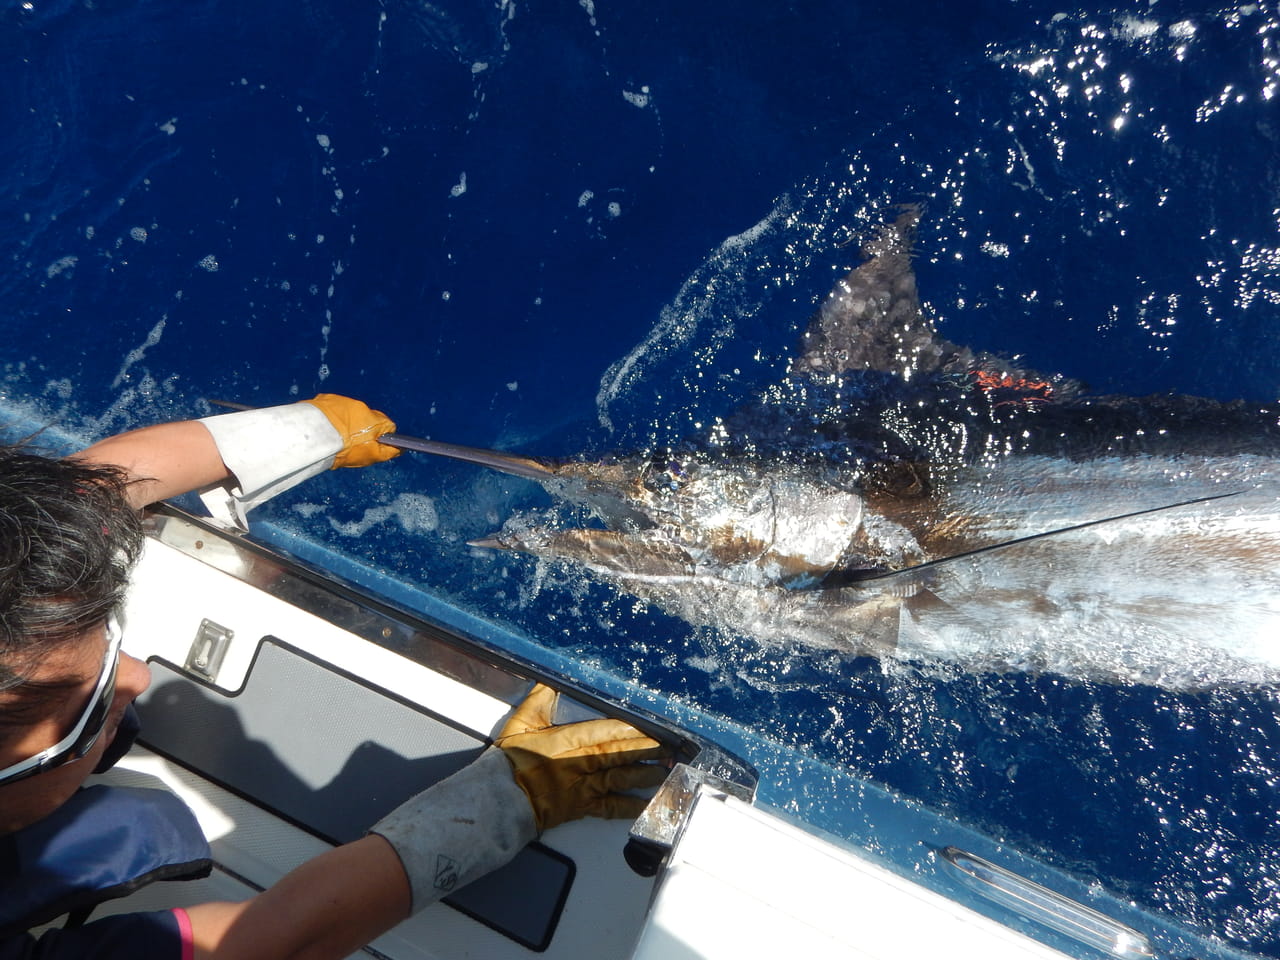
[391, 208, 1280, 690]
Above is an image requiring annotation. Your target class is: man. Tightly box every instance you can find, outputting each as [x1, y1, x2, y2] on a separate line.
[1, 394, 667, 958]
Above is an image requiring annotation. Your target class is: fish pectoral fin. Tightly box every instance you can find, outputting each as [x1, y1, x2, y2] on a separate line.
[900, 585, 975, 622]
[472, 527, 696, 578]
[894, 585, 991, 648]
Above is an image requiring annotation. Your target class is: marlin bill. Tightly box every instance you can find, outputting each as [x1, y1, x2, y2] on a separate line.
[408, 208, 1280, 691]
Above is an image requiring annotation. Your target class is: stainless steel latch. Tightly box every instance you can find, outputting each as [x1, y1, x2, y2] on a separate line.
[185, 618, 233, 681]
[625, 762, 755, 877]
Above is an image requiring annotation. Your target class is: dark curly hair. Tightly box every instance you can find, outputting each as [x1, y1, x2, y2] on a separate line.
[0, 444, 144, 692]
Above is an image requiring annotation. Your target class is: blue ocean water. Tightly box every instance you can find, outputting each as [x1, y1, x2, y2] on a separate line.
[4, 0, 1280, 955]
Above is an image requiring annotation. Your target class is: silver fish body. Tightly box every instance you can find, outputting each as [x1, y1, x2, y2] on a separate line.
[424, 209, 1280, 690]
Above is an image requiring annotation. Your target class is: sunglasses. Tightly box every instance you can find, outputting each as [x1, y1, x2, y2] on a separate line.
[0, 617, 123, 788]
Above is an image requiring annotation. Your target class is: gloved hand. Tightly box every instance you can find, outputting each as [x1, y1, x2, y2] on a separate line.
[198, 393, 400, 531]
[302, 393, 400, 469]
[369, 684, 670, 912]
[495, 683, 669, 831]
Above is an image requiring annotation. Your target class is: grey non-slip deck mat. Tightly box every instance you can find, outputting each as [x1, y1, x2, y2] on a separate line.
[136, 638, 573, 951]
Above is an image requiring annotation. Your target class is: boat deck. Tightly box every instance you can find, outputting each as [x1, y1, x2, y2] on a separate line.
[77, 506, 1147, 959]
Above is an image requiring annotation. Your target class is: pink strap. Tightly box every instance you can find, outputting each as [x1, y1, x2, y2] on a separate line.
[173, 907, 195, 960]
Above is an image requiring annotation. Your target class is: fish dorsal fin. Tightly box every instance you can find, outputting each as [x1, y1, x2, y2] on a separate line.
[819, 490, 1244, 590]
[791, 205, 956, 381]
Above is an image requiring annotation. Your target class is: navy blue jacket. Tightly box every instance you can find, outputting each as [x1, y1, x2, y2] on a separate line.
[1, 710, 211, 957]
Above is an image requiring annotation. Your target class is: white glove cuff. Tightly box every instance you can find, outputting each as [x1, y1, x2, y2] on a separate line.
[197, 404, 342, 531]
[369, 747, 536, 913]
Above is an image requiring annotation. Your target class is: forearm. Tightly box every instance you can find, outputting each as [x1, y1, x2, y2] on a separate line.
[74, 421, 229, 509]
[187, 835, 411, 960]
[72, 395, 399, 525]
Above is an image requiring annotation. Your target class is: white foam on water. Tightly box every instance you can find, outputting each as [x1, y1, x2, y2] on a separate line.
[326, 493, 440, 537]
[1115, 16, 1160, 41]
[595, 202, 787, 431]
[45, 255, 77, 278]
[110, 318, 167, 389]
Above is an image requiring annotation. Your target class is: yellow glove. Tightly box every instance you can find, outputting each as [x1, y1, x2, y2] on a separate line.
[303, 394, 401, 469]
[495, 684, 670, 832]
